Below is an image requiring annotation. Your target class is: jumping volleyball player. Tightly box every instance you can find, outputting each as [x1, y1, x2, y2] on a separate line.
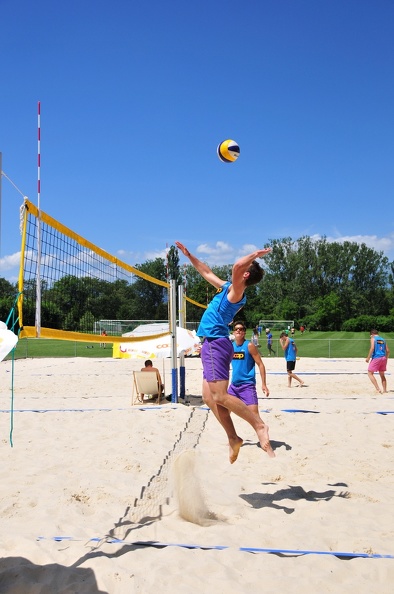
[175, 241, 275, 463]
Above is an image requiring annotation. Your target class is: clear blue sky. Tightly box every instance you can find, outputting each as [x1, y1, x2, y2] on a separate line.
[1, 0, 393, 283]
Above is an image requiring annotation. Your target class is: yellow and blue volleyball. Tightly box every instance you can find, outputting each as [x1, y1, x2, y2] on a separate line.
[217, 139, 240, 163]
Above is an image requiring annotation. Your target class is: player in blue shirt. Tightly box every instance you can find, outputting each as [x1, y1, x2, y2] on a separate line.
[280, 332, 305, 387]
[366, 329, 390, 393]
[266, 328, 275, 356]
[175, 241, 274, 463]
[228, 323, 271, 426]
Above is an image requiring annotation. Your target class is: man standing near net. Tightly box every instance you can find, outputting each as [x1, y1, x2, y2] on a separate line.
[229, 321, 270, 421]
[175, 241, 275, 462]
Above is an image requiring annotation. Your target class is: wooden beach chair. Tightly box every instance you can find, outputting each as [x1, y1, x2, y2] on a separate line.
[132, 371, 163, 406]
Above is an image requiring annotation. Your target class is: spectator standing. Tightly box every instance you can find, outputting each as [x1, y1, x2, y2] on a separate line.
[100, 330, 107, 348]
[366, 329, 390, 393]
[251, 328, 260, 348]
[279, 332, 304, 387]
[266, 328, 276, 356]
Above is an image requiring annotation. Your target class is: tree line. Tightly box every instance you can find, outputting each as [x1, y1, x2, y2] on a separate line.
[1, 236, 393, 333]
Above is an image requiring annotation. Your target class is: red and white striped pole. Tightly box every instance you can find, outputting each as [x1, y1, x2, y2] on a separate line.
[35, 101, 42, 336]
[37, 101, 41, 210]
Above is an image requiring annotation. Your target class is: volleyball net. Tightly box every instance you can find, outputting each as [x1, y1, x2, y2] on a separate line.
[17, 199, 206, 343]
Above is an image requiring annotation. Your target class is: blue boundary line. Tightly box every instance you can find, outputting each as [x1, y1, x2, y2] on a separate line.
[2, 407, 393, 414]
[267, 372, 392, 376]
[0, 406, 182, 413]
[35, 536, 394, 558]
[280, 409, 320, 413]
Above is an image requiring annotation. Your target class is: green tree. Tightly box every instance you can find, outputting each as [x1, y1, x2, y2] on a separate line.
[15, 234, 392, 334]
[79, 310, 95, 333]
[131, 258, 168, 319]
[48, 276, 91, 330]
[167, 245, 181, 284]
[259, 236, 391, 329]
[0, 278, 18, 324]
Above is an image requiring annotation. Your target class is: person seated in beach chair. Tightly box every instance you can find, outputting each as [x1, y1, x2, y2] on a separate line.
[140, 360, 164, 400]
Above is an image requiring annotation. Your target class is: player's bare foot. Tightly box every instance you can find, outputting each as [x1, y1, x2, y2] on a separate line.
[257, 425, 275, 458]
[229, 436, 243, 464]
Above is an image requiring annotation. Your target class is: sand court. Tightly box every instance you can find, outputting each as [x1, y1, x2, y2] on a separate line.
[0, 355, 393, 593]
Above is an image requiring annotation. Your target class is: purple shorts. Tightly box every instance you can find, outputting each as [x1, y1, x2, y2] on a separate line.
[228, 382, 258, 406]
[201, 337, 233, 382]
[368, 357, 387, 373]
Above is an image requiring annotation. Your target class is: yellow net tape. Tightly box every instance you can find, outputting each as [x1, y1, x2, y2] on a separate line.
[17, 199, 206, 341]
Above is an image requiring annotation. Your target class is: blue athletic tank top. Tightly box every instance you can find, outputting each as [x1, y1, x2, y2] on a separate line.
[231, 340, 255, 386]
[372, 335, 387, 359]
[284, 338, 297, 362]
[197, 282, 246, 338]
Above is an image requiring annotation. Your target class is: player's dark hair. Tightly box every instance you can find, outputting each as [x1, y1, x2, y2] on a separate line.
[245, 260, 264, 286]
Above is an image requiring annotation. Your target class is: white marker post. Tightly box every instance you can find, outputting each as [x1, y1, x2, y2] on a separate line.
[169, 279, 178, 402]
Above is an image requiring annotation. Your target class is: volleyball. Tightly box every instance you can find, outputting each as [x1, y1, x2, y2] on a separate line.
[217, 139, 240, 163]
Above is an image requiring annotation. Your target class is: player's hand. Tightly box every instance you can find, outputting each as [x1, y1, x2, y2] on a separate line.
[263, 385, 270, 397]
[256, 248, 272, 258]
[175, 241, 190, 257]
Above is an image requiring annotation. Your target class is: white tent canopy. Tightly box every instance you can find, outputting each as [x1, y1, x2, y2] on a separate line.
[0, 321, 18, 362]
[123, 323, 170, 337]
[113, 323, 201, 359]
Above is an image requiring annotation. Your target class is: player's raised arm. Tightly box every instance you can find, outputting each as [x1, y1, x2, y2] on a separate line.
[230, 248, 271, 302]
[175, 241, 225, 289]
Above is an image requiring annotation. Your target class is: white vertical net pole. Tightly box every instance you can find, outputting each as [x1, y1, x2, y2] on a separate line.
[178, 284, 186, 401]
[169, 279, 178, 402]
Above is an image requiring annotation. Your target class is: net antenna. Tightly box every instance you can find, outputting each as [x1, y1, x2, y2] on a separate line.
[35, 101, 42, 337]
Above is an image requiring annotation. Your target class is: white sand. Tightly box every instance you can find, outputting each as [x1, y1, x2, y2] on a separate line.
[0, 355, 393, 593]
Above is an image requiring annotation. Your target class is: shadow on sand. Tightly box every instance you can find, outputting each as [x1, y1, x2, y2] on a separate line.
[240, 484, 350, 515]
[0, 557, 108, 594]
